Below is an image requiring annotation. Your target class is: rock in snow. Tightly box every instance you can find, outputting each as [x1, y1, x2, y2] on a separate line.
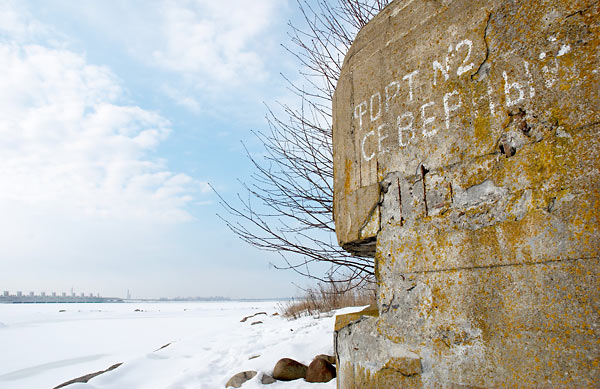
[260, 373, 277, 385]
[305, 357, 336, 383]
[240, 312, 267, 322]
[53, 363, 123, 389]
[272, 358, 308, 381]
[225, 370, 257, 388]
[314, 354, 336, 365]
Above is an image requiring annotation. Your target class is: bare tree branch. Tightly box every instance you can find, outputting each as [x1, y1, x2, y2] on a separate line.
[214, 0, 390, 286]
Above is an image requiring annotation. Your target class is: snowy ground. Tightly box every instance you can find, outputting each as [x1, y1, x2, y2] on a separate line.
[0, 301, 358, 389]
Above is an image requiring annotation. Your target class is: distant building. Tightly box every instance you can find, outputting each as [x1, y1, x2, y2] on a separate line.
[1, 290, 122, 304]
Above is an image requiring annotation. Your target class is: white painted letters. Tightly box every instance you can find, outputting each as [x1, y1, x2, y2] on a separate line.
[421, 102, 437, 138]
[397, 112, 415, 147]
[370, 92, 382, 122]
[523, 61, 535, 98]
[385, 81, 400, 112]
[542, 59, 559, 88]
[377, 124, 389, 154]
[350, 35, 567, 162]
[503, 71, 525, 106]
[455, 39, 474, 76]
[486, 79, 496, 116]
[433, 60, 449, 86]
[354, 101, 367, 130]
[403, 70, 419, 101]
[361, 130, 375, 161]
[443, 90, 461, 130]
[434, 39, 474, 84]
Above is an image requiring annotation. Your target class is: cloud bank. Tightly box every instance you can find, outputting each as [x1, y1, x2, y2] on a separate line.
[0, 3, 194, 223]
[150, 0, 286, 112]
[154, 0, 279, 84]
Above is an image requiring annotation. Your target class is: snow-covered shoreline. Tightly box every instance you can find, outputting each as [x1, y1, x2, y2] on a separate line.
[0, 301, 359, 388]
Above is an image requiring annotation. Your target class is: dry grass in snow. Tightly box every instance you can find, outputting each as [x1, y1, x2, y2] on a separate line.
[279, 282, 376, 319]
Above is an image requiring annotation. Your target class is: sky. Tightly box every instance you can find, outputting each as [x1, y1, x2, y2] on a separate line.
[0, 0, 327, 299]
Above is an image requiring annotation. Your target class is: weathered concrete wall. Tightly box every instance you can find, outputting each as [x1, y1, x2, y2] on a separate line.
[333, 0, 599, 387]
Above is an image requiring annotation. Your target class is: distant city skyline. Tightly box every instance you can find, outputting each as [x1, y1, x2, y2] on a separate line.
[1, 288, 278, 302]
[2, 290, 101, 297]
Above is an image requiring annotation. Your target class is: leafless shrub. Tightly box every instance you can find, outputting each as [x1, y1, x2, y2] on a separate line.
[214, 1, 390, 285]
[279, 280, 376, 319]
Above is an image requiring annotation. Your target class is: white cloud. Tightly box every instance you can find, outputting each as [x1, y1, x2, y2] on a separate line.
[0, 14, 195, 224]
[153, 0, 282, 88]
[0, 1, 47, 41]
[18, 0, 290, 117]
[162, 85, 203, 113]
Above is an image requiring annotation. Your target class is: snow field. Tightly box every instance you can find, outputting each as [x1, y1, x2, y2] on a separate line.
[0, 301, 360, 388]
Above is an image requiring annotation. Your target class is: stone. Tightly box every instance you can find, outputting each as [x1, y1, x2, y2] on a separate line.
[154, 343, 170, 352]
[305, 357, 336, 383]
[333, 0, 600, 387]
[240, 312, 267, 323]
[314, 354, 336, 365]
[260, 374, 276, 385]
[225, 371, 257, 388]
[250, 321, 262, 325]
[53, 363, 122, 389]
[272, 358, 307, 381]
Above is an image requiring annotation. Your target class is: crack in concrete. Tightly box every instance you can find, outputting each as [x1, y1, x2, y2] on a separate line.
[381, 292, 395, 314]
[470, 12, 493, 81]
[565, 1, 599, 18]
[572, 121, 600, 131]
[402, 256, 598, 276]
[397, 178, 404, 226]
[359, 201, 381, 234]
[420, 165, 429, 217]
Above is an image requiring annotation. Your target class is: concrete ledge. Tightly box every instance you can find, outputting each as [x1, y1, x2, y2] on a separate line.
[334, 305, 379, 332]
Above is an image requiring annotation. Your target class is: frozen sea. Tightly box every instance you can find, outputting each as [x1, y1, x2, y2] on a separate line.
[0, 301, 355, 389]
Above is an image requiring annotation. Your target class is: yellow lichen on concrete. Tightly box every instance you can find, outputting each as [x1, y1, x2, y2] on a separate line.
[333, 0, 599, 387]
[334, 305, 378, 332]
[338, 362, 424, 389]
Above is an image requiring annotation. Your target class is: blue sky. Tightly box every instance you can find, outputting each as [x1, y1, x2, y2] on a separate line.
[0, 0, 326, 299]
